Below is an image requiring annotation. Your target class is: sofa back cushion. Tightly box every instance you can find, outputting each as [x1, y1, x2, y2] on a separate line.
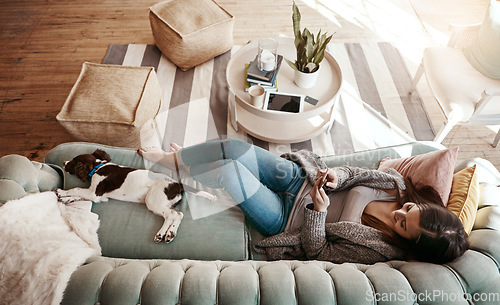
[321, 141, 446, 169]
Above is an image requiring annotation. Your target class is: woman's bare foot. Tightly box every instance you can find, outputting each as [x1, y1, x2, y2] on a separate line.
[137, 147, 168, 163]
[170, 143, 182, 152]
[138, 145, 185, 171]
[137, 146, 178, 171]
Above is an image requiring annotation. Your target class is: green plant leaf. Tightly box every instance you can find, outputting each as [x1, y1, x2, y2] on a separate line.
[313, 33, 333, 65]
[303, 28, 314, 61]
[305, 62, 317, 73]
[284, 58, 299, 71]
[292, 1, 302, 49]
[290, 1, 335, 73]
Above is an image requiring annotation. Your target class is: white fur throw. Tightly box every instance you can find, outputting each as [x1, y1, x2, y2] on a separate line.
[0, 192, 100, 305]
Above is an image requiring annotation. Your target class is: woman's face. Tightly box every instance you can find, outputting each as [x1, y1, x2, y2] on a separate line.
[391, 202, 422, 240]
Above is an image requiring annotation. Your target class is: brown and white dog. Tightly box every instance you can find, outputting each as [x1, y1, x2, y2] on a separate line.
[56, 149, 216, 243]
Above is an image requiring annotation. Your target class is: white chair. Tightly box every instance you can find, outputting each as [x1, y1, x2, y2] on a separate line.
[409, 23, 500, 147]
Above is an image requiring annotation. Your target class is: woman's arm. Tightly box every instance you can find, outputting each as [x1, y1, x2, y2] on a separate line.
[300, 206, 401, 263]
[281, 150, 403, 191]
[301, 174, 330, 257]
[301, 204, 328, 258]
[323, 166, 406, 192]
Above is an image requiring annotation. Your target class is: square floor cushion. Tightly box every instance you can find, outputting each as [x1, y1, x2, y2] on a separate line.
[57, 62, 162, 148]
[149, 0, 234, 71]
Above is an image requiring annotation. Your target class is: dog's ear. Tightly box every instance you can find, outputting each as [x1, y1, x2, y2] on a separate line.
[92, 149, 111, 162]
[75, 162, 93, 182]
[64, 160, 76, 174]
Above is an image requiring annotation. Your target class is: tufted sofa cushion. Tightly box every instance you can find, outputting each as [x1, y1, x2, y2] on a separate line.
[62, 249, 500, 305]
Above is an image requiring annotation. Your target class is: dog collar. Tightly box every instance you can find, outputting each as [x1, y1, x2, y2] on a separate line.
[88, 162, 105, 178]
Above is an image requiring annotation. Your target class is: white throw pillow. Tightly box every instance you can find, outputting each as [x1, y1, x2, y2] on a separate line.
[463, 0, 500, 79]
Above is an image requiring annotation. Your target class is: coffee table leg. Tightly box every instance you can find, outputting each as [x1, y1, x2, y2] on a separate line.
[325, 99, 338, 131]
[229, 88, 238, 131]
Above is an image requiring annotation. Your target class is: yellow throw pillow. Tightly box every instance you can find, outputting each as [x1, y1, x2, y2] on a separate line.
[447, 165, 479, 234]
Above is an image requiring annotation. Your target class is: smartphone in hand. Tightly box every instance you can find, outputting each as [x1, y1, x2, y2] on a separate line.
[319, 170, 328, 188]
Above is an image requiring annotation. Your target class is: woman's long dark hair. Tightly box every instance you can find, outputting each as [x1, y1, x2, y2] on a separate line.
[361, 177, 469, 264]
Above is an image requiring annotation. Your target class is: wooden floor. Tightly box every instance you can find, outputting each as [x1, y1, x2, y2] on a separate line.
[1, 0, 498, 169]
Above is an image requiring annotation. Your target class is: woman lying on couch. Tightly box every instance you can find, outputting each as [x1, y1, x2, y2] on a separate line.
[138, 139, 468, 264]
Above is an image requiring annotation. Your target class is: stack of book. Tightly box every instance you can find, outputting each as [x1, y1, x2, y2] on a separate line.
[245, 54, 283, 92]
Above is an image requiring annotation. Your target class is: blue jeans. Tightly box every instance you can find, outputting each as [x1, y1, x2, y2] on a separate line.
[180, 139, 306, 236]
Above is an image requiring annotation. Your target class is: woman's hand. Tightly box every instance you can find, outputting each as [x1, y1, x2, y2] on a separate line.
[314, 168, 338, 189]
[310, 169, 333, 212]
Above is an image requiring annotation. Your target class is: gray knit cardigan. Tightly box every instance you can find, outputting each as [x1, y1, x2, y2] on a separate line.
[254, 150, 407, 264]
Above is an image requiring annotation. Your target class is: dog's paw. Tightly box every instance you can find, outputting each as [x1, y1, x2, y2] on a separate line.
[55, 189, 82, 204]
[154, 231, 176, 243]
[154, 233, 164, 243]
[164, 231, 176, 244]
[58, 196, 84, 205]
[55, 189, 68, 197]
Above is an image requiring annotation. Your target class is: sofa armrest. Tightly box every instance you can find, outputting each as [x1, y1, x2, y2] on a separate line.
[455, 157, 500, 185]
[0, 155, 63, 204]
[468, 229, 500, 269]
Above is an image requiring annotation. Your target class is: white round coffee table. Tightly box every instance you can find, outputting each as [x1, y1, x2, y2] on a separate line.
[226, 37, 342, 143]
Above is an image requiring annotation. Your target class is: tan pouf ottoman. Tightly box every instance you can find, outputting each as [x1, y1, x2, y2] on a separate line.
[56, 62, 162, 148]
[149, 0, 234, 71]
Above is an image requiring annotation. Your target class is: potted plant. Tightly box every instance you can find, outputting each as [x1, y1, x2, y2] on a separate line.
[285, 1, 334, 88]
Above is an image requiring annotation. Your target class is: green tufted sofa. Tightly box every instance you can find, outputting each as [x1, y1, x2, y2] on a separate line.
[1, 141, 500, 305]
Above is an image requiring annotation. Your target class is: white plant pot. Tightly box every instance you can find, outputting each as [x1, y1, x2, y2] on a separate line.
[294, 68, 320, 88]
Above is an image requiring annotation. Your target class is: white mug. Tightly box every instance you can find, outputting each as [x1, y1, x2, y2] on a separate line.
[248, 85, 266, 109]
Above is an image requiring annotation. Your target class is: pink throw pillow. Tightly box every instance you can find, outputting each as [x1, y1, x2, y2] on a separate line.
[377, 148, 459, 206]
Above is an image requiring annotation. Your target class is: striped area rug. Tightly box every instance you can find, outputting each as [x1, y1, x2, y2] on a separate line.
[102, 42, 434, 156]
